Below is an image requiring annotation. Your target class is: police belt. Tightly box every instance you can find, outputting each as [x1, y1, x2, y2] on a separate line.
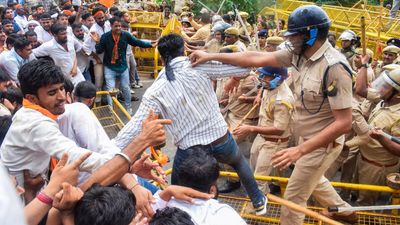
[361, 154, 398, 168]
[261, 136, 289, 143]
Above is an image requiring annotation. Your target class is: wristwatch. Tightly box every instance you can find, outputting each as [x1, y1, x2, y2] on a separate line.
[361, 64, 369, 68]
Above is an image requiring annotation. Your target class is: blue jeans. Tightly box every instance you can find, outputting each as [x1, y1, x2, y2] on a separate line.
[137, 176, 160, 195]
[104, 66, 131, 109]
[171, 133, 264, 206]
[82, 68, 92, 82]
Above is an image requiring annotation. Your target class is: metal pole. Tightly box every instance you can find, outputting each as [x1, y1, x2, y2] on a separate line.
[196, 0, 215, 13]
[217, 0, 227, 15]
[329, 205, 400, 213]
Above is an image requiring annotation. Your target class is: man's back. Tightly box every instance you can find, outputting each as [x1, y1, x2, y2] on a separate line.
[114, 56, 249, 149]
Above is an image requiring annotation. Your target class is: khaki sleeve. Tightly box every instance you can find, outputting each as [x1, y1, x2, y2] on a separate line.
[327, 64, 353, 110]
[390, 119, 400, 137]
[274, 49, 293, 67]
[366, 87, 382, 103]
[273, 103, 292, 131]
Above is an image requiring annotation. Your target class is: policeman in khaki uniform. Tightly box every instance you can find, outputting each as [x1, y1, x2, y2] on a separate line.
[386, 38, 400, 64]
[338, 29, 358, 66]
[237, 11, 253, 37]
[265, 36, 284, 52]
[189, 5, 357, 224]
[374, 45, 400, 76]
[356, 68, 400, 206]
[233, 66, 294, 193]
[224, 27, 246, 52]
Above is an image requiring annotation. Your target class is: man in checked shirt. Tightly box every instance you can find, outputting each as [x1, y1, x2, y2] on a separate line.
[113, 33, 268, 215]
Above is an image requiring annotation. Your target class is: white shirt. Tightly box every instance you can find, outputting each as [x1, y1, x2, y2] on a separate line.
[33, 38, 85, 85]
[151, 191, 246, 225]
[113, 56, 250, 150]
[234, 40, 247, 52]
[14, 14, 28, 32]
[0, 48, 36, 82]
[57, 103, 119, 184]
[33, 25, 53, 43]
[73, 35, 90, 73]
[0, 107, 109, 187]
[83, 22, 111, 57]
[0, 162, 27, 225]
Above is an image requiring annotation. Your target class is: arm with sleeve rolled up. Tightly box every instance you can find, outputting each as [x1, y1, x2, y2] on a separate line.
[80, 108, 171, 191]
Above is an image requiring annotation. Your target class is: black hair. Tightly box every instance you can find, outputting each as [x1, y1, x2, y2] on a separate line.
[157, 33, 185, 81]
[177, 148, 220, 193]
[68, 15, 76, 25]
[222, 14, 232, 23]
[278, 19, 285, 28]
[0, 68, 11, 82]
[109, 16, 121, 25]
[18, 59, 65, 96]
[0, 116, 12, 146]
[62, 4, 74, 10]
[25, 30, 37, 37]
[74, 81, 96, 99]
[74, 184, 136, 225]
[71, 22, 82, 30]
[2, 19, 12, 25]
[118, 10, 128, 18]
[39, 12, 51, 20]
[50, 23, 67, 35]
[109, 6, 119, 14]
[14, 37, 31, 51]
[31, 5, 37, 11]
[92, 7, 106, 16]
[219, 48, 233, 53]
[81, 12, 92, 20]
[200, 13, 211, 24]
[4, 86, 23, 105]
[36, 4, 44, 8]
[150, 207, 195, 225]
[6, 34, 19, 48]
[64, 78, 74, 95]
[121, 21, 129, 29]
[57, 13, 69, 20]
[1, 7, 13, 19]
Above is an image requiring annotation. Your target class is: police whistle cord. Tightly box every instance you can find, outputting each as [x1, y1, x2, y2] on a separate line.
[267, 194, 344, 225]
[328, 205, 400, 213]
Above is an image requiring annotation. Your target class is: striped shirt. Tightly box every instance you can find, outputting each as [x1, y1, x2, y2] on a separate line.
[114, 56, 250, 150]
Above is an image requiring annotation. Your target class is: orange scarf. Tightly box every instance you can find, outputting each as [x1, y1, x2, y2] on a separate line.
[111, 32, 120, 64]
[23, 99, 58, 121]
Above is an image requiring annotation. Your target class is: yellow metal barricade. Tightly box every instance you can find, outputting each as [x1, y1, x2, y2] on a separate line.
[128, 11, 163, 78]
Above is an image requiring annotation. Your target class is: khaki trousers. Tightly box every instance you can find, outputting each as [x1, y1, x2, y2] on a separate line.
[356, 156, 400, 206]
[250, 135, 289, 193]
[280, 143, 351, 225]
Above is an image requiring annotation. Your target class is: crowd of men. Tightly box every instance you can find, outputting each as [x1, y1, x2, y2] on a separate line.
[0, 0, 400, 225]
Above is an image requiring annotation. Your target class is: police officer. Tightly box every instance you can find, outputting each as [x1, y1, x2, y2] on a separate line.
[237, 11, 253, 39]
[265, 36, 284, 52]
[224, 27, 246, 52]
[356, 68, 400, 206]
[190, 5, 356, 224]
[338, 29, 358, 66]
[374, 46, 400, 76]
[387, 38, 400, 64]
[233, 66, 294, 194]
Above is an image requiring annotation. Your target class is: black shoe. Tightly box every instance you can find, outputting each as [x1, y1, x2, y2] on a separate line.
[218, 181, 241, 193]
[269, 183, 281, 195]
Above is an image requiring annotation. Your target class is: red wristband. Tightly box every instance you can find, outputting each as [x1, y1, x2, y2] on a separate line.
[37, 191, 53, 206]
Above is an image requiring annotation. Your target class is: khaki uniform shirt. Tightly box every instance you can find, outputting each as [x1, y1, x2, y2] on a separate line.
[374, 62, 385, 77]
[181, 24, 211, 42]
[226, 76, 259, 119]
[340, 48, 356, 66]
[204, 39, 223, 53]
[258, 81, 295, 139]
[238, 22, 253, 36]
[360, 102, 400, 165]
[276, 40, 353, 143]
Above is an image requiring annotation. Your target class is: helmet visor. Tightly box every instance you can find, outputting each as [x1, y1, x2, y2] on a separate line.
[371, 71, 397, 97]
